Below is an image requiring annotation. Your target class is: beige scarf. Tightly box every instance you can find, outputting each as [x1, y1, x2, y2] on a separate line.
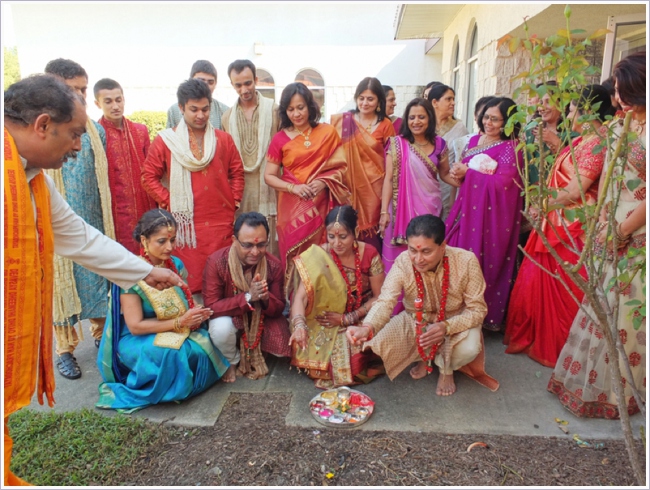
[158, 118, 217, 248]
[45, 119, 115, 328]
[228, 92, 276, 217]
[227, 245, 269, 380]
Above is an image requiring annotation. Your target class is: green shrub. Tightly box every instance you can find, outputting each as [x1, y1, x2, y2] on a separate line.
[128, 110, 167, 141]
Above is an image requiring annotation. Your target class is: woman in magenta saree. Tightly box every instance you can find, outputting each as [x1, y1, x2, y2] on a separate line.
[379, 98, 455, 273]
[446, 97, 523, 331]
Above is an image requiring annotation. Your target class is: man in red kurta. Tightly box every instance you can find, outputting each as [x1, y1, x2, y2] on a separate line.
[94, 78, 157, 253]
[203, 212, 290, 382]
[143, 79, 245, 292]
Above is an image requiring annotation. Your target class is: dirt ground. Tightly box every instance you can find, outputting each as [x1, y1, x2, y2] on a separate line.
[120, 392, 643, 487]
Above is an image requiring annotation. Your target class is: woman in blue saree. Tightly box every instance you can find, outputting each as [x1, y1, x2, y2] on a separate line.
[97, 209, 229, 412]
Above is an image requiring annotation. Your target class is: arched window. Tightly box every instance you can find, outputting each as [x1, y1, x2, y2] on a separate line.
[295, 68, 325, 117]
[256, 68, 275, 101]
[465, 23, 479, 130]
[451, 37, 461, 96]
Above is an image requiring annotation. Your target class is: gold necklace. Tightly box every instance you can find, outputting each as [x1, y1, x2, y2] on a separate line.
[295, 126, 313, 148]
[357, 114, 377, 132]
[413, 140, 430, 148]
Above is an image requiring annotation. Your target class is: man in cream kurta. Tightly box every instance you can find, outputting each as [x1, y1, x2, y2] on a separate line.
[346, 214, 499, 396]
[221, 59, 280, 256]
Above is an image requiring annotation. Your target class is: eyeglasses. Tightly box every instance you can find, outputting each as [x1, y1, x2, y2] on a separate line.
[483, 115, 504, 123]
[235, 237, 268, 251]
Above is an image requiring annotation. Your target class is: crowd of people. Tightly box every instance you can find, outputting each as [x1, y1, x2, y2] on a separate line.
[3, 51, 646, 484]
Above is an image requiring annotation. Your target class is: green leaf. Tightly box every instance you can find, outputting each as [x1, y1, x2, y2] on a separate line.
[627, 178, 642, 192]
[570, 29, 587, 35]
[625, 299, 643, 307]
[564, 208, 577, 222]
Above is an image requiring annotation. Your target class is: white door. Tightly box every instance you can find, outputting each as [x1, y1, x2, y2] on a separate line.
[601, 13, 646, 81]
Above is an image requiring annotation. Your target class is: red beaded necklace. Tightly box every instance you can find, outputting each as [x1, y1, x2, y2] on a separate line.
[413, 255, 450, 373]
[231, 281, 264, 355]
[140, 247, 195, 309]
[330, 244, 363, 313]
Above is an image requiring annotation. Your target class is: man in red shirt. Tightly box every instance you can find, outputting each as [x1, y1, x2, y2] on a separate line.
[94, 78, 157, 254]
[143, 79, 245, 292]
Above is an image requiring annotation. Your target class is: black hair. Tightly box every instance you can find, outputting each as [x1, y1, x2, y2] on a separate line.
[422, 81, 442, 97]
[190, 60, 217, 79]
[601, 76, 616, 96]
[278, 82, 321, 130]
[427, 83, 454, 102]
[177, 78, 212, 108]
[4, 74, 83, 127]
[382, 85, 394, 94]
[351, 77, 387, 122]
[233, 212, 269, 237]
[477, 97, 520, 140]
[227, 59, 257, 79]
[475, 96, 495, 116]
[325, 205, 358, 234]
[399, 98, 437, 144]
[133, 209, 177, 243]
[575, 84, 615, 122]
[44, 58, 88, 80]
[93, 78, 123, 100]
[405, 214, 445, 245]
[613, 51, 646, 107]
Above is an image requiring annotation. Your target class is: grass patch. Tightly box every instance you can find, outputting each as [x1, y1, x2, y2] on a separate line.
[8, 408, 166, 485]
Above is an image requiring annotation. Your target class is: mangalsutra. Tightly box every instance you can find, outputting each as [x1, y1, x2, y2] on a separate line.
[413, 140, 430, 148]
[295, 126, 313, 148]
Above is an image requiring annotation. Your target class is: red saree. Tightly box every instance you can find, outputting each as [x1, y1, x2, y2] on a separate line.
[504, 133, 605, 366]
[267, 123, 350, 289]
[331, 113, 394, 245]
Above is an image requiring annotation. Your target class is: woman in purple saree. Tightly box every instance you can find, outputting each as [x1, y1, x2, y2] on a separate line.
[379, 98, 457, 273]
[446, 97, 523, 331]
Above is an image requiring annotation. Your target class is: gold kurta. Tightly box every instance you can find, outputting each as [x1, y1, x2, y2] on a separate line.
[364, 246, 499, 390]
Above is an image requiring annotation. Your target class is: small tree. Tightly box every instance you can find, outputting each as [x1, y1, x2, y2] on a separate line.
[4, 46, 21, 90]
[500, 5, 645, 486]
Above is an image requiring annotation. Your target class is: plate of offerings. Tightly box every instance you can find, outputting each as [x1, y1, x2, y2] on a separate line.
[309, 387, 375, 428]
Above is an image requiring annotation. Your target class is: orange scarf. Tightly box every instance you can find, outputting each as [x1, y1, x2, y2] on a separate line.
[4, 128, 56, 486]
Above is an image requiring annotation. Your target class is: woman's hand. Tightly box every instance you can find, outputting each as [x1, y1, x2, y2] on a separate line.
[289, 327, 309, 350]
[315, 311, 343, 328]
[293, 183, 317, 200]
[542, 128, 561, 152]
[528, 206, 541, 222]
[450, 163, 468, 181]
[346, 325, 372, 346]
[180, 306, 212, 331]
[307, 179, 326, 197]
[378, 212, 391, 236]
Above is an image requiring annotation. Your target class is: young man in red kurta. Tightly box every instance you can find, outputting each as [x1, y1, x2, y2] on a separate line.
[142, 79, 245, 292]
[94, 78, 157, 254]
[203, 212, 290, 382]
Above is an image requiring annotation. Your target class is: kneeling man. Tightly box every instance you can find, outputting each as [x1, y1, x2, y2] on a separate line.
[347, 214, 499, 396]
[203, 212, 291, 382]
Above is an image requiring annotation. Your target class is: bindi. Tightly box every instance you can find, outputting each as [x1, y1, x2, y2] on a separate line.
[416, 245, 422, 249]
[254, 237, 259, 243]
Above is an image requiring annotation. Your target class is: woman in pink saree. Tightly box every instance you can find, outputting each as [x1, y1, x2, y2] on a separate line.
[379, 98, 456, 273]
[446, 97, 524, 331]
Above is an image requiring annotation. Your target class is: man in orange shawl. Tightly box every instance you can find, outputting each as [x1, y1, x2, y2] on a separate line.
[4, 75, 183, 486]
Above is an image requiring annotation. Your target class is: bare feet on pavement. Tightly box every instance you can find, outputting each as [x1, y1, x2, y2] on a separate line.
[409, 361, 429, 380]
[436, 372, 456, 396]
[223, 365, 237, 383]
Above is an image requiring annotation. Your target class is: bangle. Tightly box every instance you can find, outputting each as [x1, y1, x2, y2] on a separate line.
[287, 183, 295, 194]
[173, 316, 183, 332]
[615, 223, 631, 243]
[380, 211, 389, 216]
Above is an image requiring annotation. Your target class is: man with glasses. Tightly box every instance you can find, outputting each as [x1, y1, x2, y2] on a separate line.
[203, 212, 291, 382]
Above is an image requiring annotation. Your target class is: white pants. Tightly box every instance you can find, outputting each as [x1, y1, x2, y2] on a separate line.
[208, 316, 240, 365]
[434, 327, 482, 375]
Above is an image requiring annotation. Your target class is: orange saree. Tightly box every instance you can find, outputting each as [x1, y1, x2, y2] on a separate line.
[4, 129, 56, 486]
[331, 113, 394, 240]
[267, 123, 350, 289]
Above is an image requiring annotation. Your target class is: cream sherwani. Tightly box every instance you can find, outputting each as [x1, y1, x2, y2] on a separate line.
[364, 246, 499, 390]
[26, 166, 153, 290]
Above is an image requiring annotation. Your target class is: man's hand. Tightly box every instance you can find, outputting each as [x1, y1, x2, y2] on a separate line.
[249, 273, 269, 302]
[346, 325, 372, 346]
[418, 322, 446, 350]
[143, 267, 184, 290]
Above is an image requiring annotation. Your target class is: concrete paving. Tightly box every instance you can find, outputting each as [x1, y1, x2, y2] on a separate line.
[29, 325, 643, 441]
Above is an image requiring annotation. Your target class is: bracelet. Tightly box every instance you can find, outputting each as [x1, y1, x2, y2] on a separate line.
[287, 183, 295, 194]
[173, 316, 183, 332]
[614, 223, 631, 244]
[380, 211, 389, 216]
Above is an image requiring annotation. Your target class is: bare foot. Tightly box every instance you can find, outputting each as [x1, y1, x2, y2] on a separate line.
[436, 373, 456, 396]
[409, 361, 429, 380]
[223, 365, 237, 383]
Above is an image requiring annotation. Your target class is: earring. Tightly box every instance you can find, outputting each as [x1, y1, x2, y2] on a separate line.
[376, 106, 381, 113]
[581, 123, 590, 131]
[353, 240, 359, 250]
[141, 242, 150, 257]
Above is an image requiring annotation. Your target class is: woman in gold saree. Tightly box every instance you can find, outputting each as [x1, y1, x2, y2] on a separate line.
[289, 205, 385, 388]
[265, 82, 350, 289]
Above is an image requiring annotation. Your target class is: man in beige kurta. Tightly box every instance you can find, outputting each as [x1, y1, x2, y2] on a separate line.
[222, 59, 280, 256]
[347, 214, 499, 396]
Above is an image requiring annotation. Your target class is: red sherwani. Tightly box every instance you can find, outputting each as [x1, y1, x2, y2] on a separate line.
[142, 129, 245, 292]
[99, 117, 157, 254]
[202, 246, 291, 357]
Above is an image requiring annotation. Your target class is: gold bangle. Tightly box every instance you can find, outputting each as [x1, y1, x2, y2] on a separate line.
[287, 183, 295, 194]
[380, 211, 389, 215]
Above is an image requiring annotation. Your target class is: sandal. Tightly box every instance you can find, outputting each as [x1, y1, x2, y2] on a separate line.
[56, 352, 81, 379]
